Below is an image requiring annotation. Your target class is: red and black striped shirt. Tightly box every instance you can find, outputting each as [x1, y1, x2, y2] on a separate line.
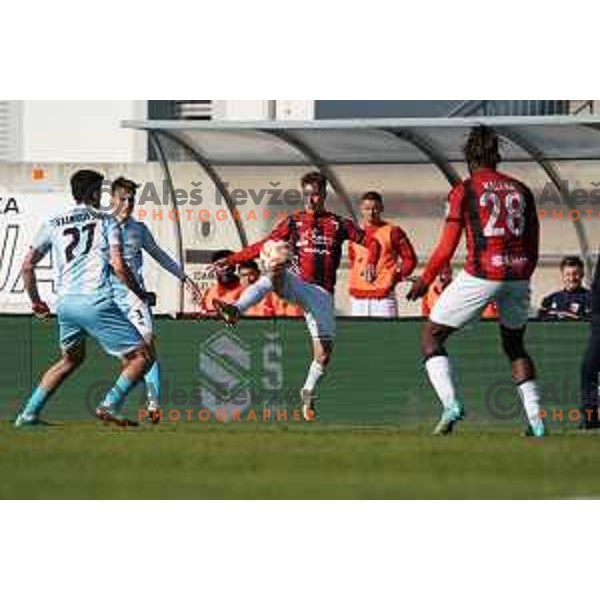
[227, 211, 379, 293]
[422, 168, 539, 285]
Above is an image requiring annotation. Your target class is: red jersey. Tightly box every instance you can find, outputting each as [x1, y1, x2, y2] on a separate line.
[422, 168, 539, 285]
[227, 211, 379, 293]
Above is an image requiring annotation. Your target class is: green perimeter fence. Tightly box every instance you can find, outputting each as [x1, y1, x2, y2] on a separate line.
[0, 316, 588, 428]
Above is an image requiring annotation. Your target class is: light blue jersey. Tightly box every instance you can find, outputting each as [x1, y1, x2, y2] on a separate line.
[111, 218, 185, 302]
[30, 204, 143, 357]
[32, 205, 120, 298]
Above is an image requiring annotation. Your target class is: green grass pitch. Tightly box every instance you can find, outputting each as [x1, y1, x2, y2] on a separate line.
[1, 316, 597, 499]
[2, 421, 600, 499]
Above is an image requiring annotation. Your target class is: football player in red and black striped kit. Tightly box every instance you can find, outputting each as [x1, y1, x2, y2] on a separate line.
[407, 126, 545, 437]
[213, 171, 379, 421]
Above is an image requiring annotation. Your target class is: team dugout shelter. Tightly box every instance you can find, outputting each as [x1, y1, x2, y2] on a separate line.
[122, 116, 600, 314]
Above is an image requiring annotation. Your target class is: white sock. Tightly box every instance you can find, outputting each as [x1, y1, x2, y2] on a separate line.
[235, 275, 273, 313]
[303, 360, 325, 393]
[425, 355, 458, 410]
[517, 380, 542, 427]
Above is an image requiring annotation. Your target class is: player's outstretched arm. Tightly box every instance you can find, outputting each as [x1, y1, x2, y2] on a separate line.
[406, 221, 462, 301]
[225, 216, 293, 267]
[407, 183, 465, 301]
[21, 248, 50, 318]
[393, 227, 418, 280]
[140, 224, 203, 305]
[141, 224, 186, 281]
[22, 223, 52, 318]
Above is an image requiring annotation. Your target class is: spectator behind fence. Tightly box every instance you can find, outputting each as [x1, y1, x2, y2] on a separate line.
[202, 250, 243, 313]
[348, 191, 417, 317]
[421, 263, 498, 319]
[539, 256, 591, 321]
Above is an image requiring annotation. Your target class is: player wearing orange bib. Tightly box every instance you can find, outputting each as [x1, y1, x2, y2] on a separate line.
[348, 191, 417, 317]
[407, 126, 544, 437]
[202, 250, 243, 313]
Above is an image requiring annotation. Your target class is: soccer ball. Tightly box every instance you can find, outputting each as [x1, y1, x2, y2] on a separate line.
[260, 240, 291, 271]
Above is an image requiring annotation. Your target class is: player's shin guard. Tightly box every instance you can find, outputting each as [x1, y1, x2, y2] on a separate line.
[235, 275, 273, 313]
[425, 355, 459, 410]
[144, 361, 161, 405]
[517, 379, 543, 428]
[100, 374, 135, 414]
[303, 360, 325, 393]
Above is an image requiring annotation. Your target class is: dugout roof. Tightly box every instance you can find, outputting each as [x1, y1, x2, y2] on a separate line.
[123, 115, 600, 170]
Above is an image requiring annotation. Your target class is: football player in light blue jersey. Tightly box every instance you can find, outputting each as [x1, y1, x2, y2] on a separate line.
[15, 170, 153, 427]
[111, 177, 202, 423]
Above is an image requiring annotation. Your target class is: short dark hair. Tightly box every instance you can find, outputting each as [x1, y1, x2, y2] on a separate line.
[463, 126, 501, 171]
[560, 256, 584, 271]
[112, 176, 139, 196]
[211, 249, 233, 263]
[70, 169, 104, 204]
[301, 171, 328, 194]
[361, 191, 384, 206]
[239, 260, 259, 272]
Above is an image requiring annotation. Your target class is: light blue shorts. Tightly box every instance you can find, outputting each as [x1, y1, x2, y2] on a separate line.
[57, 294, 144, 357]
[114, 290, 154, 340]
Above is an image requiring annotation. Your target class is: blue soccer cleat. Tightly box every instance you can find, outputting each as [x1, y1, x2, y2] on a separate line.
[433, 402, 466, 436]
[14, 412, 51, 428]
[523, 422, 546, 437]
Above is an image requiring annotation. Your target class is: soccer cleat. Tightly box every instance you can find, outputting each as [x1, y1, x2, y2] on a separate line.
[95, 406, 138, 428]
[14, 413, 51, 428]
[146, 400, 161, 425]
[213, 299, 241, 326]
[300, 389, 316, 422]
[433, 402, 465, 436]
[523, 422, 546, 437]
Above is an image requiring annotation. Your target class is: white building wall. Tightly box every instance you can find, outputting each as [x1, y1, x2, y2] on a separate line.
[214, 100, 275, 120]
[275, 100, 315, 120]
[20, 100, 147, 163]
[0, 101, 23, 161]
[214, 100, 315, 120]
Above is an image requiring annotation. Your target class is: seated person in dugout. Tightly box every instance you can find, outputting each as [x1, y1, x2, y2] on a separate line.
[202, 250, 243, 313]
[539, 256, 591, 321]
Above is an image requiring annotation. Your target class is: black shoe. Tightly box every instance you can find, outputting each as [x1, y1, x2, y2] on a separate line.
[95, 407, 139, 428]
[213, 299, 241, 326]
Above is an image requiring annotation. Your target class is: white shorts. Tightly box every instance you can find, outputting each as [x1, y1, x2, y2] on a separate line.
[281, 271, 336, 340]
[351, 295, 398, 318]
[115, 291, 154, 340]
[430, 270, 530, 330]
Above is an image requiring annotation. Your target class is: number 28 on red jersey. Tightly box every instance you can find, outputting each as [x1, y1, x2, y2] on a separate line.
[447, 168, 539, 281]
